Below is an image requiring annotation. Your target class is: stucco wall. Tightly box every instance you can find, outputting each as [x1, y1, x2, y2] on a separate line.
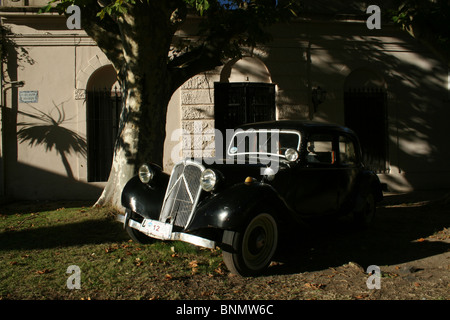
[0, 15, 182, 200]
[1, 17, 104, 200]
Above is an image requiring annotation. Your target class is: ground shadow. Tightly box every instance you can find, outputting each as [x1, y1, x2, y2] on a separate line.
[0, 216, 129, 251]
[0, 200, 96, 216]
[270, 190, 450, 275]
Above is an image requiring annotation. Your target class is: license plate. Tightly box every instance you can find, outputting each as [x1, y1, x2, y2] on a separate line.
[142, 219, 173, 240]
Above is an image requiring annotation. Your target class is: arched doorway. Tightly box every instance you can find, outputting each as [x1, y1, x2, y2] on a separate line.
[86, 65, 121, 182]
[344, 68, 388, 173]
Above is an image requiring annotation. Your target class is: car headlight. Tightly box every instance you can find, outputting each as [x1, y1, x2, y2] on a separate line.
[284, 148, 299, 162]
[138, 164, 154, 184]
[200, 169, 217, 192]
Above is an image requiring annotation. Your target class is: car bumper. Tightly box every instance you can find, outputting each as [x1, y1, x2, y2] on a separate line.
[116, 214, 216, 249]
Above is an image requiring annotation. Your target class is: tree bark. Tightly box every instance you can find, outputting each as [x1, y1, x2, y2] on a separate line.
[94, 4, 174, 209]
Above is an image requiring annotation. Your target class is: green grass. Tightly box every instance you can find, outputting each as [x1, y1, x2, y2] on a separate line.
[0, 202, 224, 300]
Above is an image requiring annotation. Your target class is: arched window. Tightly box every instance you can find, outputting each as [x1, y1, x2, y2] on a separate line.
[86, 65, 121, 182]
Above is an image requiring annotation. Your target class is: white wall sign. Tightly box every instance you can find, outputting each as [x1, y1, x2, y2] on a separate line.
[19, 91, 39, 103]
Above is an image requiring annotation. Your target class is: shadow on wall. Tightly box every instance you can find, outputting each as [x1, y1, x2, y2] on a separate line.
[264, 21, 449, 191]
[0, 25, 98, 201]
[17, 102, 87, 180]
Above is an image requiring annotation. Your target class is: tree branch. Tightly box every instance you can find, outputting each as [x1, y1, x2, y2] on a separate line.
[168, 42, 224, 91]
[78, 2, 126, 79]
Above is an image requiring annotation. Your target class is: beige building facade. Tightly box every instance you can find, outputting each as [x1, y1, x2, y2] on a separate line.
[1, 1, 449, 203]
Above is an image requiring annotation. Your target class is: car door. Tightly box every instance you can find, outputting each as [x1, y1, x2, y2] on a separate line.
[291, 133, 341, 216]
[336, 134, 361, 208]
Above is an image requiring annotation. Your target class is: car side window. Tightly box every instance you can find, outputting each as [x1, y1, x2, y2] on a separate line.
[339, 136, 357, 166]
[306, 135, 335, 165]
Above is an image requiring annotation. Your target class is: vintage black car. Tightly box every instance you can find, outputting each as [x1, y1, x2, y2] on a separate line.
[118, 120, 383, 276]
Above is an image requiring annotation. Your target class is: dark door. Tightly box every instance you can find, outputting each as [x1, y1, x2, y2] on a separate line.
[86, 88, 122, 182]
[344, 88, 388, 173]
[291, 134, 341, 216]
[214, 82, 276, 155]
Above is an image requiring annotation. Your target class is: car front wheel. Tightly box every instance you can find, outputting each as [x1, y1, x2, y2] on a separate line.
[124, 210, 155, 244]
[222, 213, 278, 276]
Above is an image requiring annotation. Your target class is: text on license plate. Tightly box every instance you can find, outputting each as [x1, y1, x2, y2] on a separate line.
[142, 219, 172, 239]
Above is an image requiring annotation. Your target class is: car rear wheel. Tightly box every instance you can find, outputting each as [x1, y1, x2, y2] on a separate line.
[222, 213, 278, 276]
[354, 193, 376, 228]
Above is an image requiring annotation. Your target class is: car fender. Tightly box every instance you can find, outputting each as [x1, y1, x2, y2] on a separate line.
[121, 170, 169, 220]
[186, 181, 296, 233]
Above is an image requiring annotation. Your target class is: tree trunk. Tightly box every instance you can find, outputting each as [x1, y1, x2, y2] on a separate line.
[90, 3, 226, 210]
[95, 75, 171, 210]
[94, 5, 173, 210]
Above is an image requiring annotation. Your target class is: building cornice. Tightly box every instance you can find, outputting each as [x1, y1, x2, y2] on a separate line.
[6, 33, 96, 46]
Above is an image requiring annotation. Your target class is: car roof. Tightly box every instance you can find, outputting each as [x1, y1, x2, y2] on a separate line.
[236, 120, 356, 136]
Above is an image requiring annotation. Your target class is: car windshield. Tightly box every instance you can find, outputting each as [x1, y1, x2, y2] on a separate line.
[227, 129, 301, 158]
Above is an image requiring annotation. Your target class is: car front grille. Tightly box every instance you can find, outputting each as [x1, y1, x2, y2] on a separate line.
[159, 160, 204, 228]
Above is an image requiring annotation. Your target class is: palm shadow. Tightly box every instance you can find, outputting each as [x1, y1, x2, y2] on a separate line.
[17, 102, 87, 179]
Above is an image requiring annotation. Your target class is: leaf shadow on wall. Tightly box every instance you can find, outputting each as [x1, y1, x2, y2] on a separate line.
[17, 102, 87, 179]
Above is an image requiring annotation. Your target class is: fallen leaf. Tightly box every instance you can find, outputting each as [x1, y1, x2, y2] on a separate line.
[417, 238, 425, 242]
[36, 268, 52, 275]
[215, 267, 225, 275]
[304, 283, 325, 290]
[165, 274, 173, 280]
[188, 260, 199, 268]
